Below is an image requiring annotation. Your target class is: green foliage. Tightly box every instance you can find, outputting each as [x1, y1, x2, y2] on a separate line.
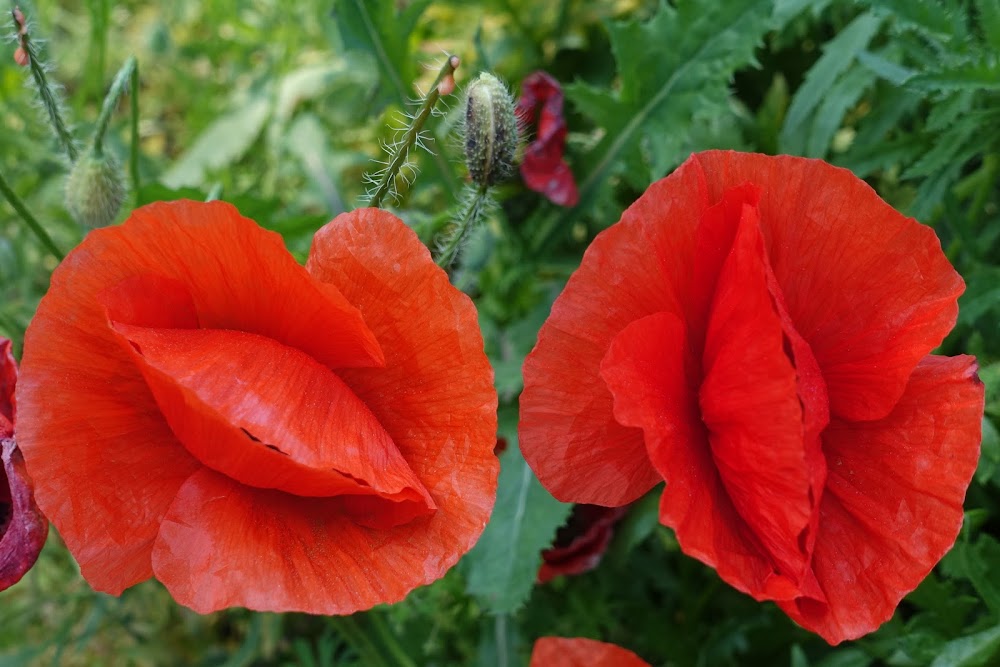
[462, 407, 572, 616]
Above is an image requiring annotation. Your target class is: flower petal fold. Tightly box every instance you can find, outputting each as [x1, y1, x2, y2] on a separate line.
[779, 355, 983, 644]
[110, 325, 433, 528]
[1, 438, 48, 591]
[690, 152, 964, 421]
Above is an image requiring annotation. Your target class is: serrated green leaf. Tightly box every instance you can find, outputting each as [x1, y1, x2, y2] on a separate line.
[930, 623, 1000, 667]
[162, 93, 271, 188]
[806, 65, 876, 157]
[780, 12, 882, 154]
[975, 0, 1000, 51]
[565, 0, 771, 210]
[908, 58, 1000, 92]
[857, 50, 916, 85]
[941, 535, 1000, 615]
[462, 407, 573, 615]
[865, 0, 968, 43]
[903, 121, 978, 179]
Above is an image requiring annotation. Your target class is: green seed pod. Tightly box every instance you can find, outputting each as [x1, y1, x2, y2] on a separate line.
[464, 73, 518, 187]
[65, 149, 127, 229]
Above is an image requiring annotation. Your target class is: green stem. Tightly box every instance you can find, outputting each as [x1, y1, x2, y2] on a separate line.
[435, 184, 490, 269]
[367, 55, 459, 208]
[15, 8, 78, 162]
[328, 613, 415, 667]
[0, 171, 65, 260]
[495, 614, 510, 667]
[129, 59, 141, 203]
[92, 56, 138, 156]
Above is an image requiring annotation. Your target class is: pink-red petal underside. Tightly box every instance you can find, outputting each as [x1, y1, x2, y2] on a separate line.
[779, 354, 983, 644]
[1, 439, 48, 591]
[689, 151, 964, 421]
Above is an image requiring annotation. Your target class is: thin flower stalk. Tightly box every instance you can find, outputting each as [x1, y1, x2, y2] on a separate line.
[0, 171, 65, 260]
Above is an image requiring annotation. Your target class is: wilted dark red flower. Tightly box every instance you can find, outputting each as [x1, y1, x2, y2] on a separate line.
[16, 201, 498, 614]
[1, 338, 48, 591]
[520, 151, 984, 644]
[530, 637, 650, 667]
[538, 504, 627, 583]
[516, 71, 579, 207]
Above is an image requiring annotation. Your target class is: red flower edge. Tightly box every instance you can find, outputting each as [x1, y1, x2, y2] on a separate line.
[0, 339, 48, 591]
[520, 151, 983, 643]
[516, 71, 580, 207]
[16, 201, 498, 614]
[530, 637, 650, 667]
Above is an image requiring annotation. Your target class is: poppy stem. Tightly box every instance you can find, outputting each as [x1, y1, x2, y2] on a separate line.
[435, 184, 492, 270]
[365, 55, 460, 208]
[329, 612, 416, 667]
[129, 60, 141, 203]
[91, 56, 137, 157]
[0, 171, 65, 261]
[13, 6, 78, 163]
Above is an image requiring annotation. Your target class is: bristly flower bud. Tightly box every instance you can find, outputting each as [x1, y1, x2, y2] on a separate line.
[464, 73, 518, 188]
[64, 149, 127, 229]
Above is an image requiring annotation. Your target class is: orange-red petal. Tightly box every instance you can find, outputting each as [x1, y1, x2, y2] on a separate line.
[529, 637, 650, 667]
[689, 151, 964, 421]
[148, 206, 498, 614]
[779, 355, 983, 644]
[520, 165, 711, 506]
[15, 200, 384, 593]
[111, 325, 433, 528]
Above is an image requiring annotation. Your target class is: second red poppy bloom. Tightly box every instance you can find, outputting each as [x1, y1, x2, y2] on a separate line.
[16, 201, 498, 614]
[519, 151, 984, 644]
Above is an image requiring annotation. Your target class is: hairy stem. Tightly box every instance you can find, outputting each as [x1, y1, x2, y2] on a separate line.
[436, 184, 491, 269]
[92, 56, 137, 156]
[367, 55, 459, 208]
[129, 60, 141, 203]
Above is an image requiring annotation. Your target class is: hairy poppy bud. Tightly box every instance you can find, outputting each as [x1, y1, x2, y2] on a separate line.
[464, 73, 517, 187]
[64, 149, 127, 229]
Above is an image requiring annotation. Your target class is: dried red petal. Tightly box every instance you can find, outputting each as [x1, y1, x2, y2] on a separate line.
[530, 637, 650, 667]
[516, 71, 579, 207]
[17, 202, 498, 612]
[0, 340, 47, 592]
[538, 504, 628, 583]
[520, 150, 979, 643]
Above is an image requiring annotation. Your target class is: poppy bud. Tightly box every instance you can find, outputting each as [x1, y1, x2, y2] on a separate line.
[64, 149, 127, 229]
[464, 73, 518, 187]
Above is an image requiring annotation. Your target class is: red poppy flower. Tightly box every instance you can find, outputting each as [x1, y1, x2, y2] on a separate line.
[516, 71, 579, 207]
[538, 504, 628, 583]
[519, 151, 984, 644]
[530, 637, 650, 667]
[16, 201, 498, 614]
[1, 338, 48, 591]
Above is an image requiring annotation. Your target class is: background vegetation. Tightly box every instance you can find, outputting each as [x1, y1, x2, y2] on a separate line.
[1, 0, 999, 665]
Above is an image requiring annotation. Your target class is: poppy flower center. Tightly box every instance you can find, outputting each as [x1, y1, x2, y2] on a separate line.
[100, 274, 435, 530]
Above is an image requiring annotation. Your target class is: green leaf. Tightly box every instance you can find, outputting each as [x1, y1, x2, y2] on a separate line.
[930, 624, 1000, 667]
[865, 0, 967, 43]
[806, 65, 876, 157]
[907, 59, 1000, 92]
[779, 12, 883, 154]
[162, 93, 271, 188]
[564, 0, 771, 210]
[976, 417, 1000, 487]
[462, 407, 573, 615]
[941, 535, 1000, 615]
[975, 0, 1000, 51]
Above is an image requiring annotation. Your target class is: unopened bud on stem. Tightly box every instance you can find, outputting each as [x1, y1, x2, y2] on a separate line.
[464, 73, 517, 187]
[64, 149, 127, 229]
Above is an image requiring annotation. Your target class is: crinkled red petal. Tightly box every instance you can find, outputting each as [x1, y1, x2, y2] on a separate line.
[530, 637, 650, 667]
[0, 340, 15, 436]
[110, 324, 433, 528]
[779, 355, 983, 644]
[15, 200, 383, 593]
[517, 71, 580, 207]
[690, 151, 964, 421]
[521, 165, 713, 506]
[150, 208, 498, 614]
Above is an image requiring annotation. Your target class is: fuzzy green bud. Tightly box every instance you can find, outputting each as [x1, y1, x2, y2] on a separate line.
[64, 149, 127, 229]
[464, 73, 518, 187]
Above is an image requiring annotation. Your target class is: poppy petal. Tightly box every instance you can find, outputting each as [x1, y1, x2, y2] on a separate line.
[1, 438, 48, 591]
[538, 504, 628, 584]
[520, 166, 711, 506]
[0, 340, 16, 435]
[601, 311, 801, 601]
[110, 324, 433, 528]
[530, 637, 651, 667]
[689, 152, 964, 421]
[15, 199, 383, 593]
[779, 355, 983, 644]
[698, 200, 817, 585]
